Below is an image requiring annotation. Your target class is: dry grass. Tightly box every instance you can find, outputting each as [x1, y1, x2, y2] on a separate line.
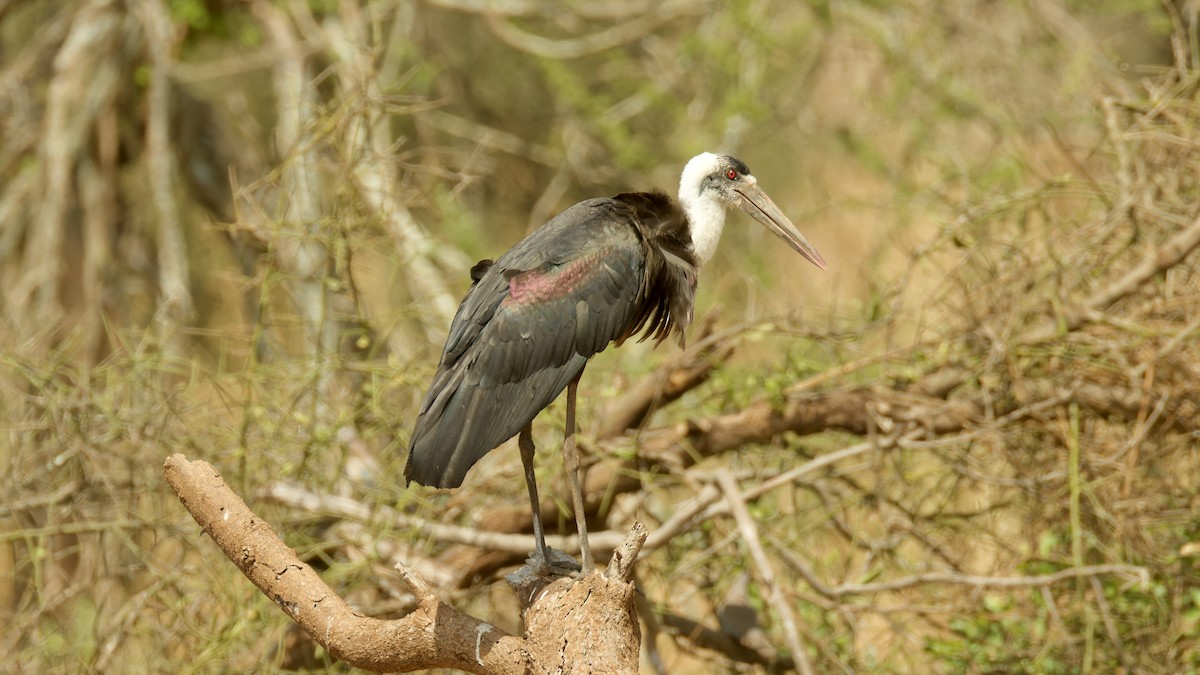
[1, 0, 1198, 672]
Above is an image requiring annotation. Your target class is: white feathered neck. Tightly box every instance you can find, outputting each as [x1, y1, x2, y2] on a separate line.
[678, 152, 727, 265]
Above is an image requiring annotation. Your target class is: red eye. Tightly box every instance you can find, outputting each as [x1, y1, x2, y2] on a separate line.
[726, 169, 738, 180]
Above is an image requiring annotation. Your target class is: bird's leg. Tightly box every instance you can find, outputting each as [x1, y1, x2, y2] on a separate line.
[563, 373, 594, 575]
[519, 424, 550, 576]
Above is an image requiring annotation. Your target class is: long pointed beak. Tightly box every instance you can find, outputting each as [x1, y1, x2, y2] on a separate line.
[735, 182, 827, 270]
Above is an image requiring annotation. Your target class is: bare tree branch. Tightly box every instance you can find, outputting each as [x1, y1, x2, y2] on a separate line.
[598, 311, 733, 439]
[13, 0, 121, 340]
[658, 611, 788, 672]
[483, 0, 704, 59]
[774, 545, 1150, 597]
[137, 0, 193, 359]
[163, 454, 528, 673]
[323, 8, 465, 335]
[166, 453, 650, 673]
[716, 471, 815, 675]
[1025, 211, 1200, 343]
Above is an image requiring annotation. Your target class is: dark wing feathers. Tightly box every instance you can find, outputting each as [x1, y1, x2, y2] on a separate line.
[406, 191, 698, 488]
[407, 355, 588, 487]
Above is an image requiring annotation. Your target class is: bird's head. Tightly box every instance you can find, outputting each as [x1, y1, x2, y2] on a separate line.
[679, 152, 827, 270]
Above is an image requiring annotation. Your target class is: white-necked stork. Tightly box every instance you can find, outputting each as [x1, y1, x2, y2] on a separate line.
[406, 153, 826, 575]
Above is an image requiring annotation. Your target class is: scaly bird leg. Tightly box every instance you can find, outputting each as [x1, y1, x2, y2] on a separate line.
[563, 373, 594, 575]
[519, 424, 550, 575]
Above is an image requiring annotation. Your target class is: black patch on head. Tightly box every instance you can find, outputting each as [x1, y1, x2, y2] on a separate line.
[724, 156, 751, 176]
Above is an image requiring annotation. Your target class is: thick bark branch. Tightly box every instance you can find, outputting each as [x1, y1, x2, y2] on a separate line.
[165, 454, 647, 673]
[163, 454, 528, 673]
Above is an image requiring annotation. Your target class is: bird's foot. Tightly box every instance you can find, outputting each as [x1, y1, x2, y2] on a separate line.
[507, 548, 585, 608]
[526, 547, 581, 578]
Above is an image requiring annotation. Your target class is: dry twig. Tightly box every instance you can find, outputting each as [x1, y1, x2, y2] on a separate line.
[716, 471, 815, 675]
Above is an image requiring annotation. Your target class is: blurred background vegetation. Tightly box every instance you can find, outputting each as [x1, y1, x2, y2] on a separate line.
[2, 0, 1199, 672]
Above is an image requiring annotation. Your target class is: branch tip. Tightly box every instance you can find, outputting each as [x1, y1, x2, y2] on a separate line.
[606, 521, 649, 581]
[395, 562, 441, 612]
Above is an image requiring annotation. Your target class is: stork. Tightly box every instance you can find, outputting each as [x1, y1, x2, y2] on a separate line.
[406, 153, 826, 576]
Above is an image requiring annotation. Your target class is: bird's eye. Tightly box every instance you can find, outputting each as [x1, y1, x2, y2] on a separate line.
[726, 169, 738, 180]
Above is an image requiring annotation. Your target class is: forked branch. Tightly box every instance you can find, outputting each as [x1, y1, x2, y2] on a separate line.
[162, 454, 527, 673]
[163, 453, 647, 674]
